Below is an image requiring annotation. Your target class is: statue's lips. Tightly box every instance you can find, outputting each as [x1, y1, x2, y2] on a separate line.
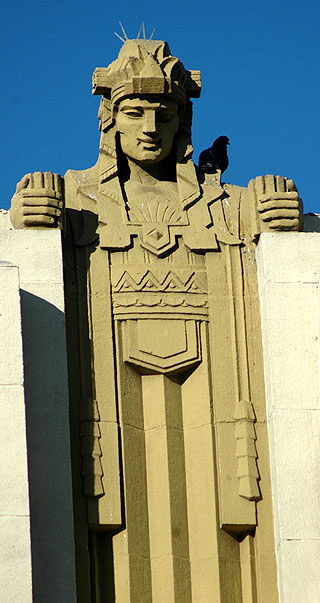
[137, 138, 161, 149]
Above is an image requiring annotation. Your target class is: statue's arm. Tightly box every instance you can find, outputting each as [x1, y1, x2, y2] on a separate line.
[10, 172, 63, 229]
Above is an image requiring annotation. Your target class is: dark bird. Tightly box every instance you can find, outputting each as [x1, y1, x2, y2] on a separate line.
[198, 135, 230, 174]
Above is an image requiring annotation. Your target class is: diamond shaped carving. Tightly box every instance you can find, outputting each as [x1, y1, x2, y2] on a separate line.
[147, 228, 164, 241]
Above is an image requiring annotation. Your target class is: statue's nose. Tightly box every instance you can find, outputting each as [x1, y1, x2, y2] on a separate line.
[142, 111, 157, 134]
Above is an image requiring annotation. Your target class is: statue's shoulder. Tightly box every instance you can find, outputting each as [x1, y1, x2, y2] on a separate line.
[64, 163, 99, 212]
[64, 163, 100, 245]
[65, 162, 99, 183]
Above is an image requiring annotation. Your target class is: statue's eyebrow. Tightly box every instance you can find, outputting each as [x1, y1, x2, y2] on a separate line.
[119, 105, 144, 111]
[118, 102, 177, 113]
[158, 105, 174, 110]
[119, 103, 165, 111]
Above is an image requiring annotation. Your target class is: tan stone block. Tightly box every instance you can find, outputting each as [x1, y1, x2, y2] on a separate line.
[240, 536, 257, 603]
[145, 424, 189, 560]
[163, 377, 184, 429]
[142, 375, 167, 429]
[145, 425, 172, 558]
[128, 554, 152, 603]
[121, 424, 150, 559]
[150, 556, 175, 602]
[181, 336, 213, 429]
[117, 358, 145, 429]
[166, 427, 189, 558]
[112, 531, 131, 602]
[184, 424, 218, 559]
[190, 556, 220, 601]
[151, 555, 192, 602]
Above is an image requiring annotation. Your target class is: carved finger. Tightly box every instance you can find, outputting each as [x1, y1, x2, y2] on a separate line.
[258, 199, 299, 213]
[267, 218, 300, 230]
[19, 190, 63, 203]
[22, 206, 62, 217]
[285, 178, 297, 192]
[43, 171, 63, 193]
[258, 192, 299, 211]
[253, 175, 265, 198]
[263, 175, 277, 195]
[23, 215, 57, 227]
[44, 172, 54, 190]
[15, 174, 31, 194]
[258, 192, 299, 203]
[259, 209, 300, 222]
[30, 172, 45, 189]
[53, 173, 63, 194]
[275, 175, 287, 193]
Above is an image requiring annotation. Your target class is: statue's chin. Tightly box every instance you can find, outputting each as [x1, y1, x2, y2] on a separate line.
[127, 151, 167, 166]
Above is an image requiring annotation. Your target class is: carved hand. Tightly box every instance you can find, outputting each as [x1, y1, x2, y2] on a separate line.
[248, 175, 302, 232]
[10, 172, 64, 229]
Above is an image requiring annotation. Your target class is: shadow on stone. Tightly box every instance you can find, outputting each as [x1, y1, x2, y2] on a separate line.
[20, 290, 76, 603]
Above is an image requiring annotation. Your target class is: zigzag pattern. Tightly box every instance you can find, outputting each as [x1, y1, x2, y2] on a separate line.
[114, 270, 202, 293]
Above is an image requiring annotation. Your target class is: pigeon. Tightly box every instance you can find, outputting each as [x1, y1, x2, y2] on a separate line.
[198, 136, 230, 174]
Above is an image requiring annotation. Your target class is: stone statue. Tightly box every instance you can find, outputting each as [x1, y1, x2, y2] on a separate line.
[10, 40, 301, 602]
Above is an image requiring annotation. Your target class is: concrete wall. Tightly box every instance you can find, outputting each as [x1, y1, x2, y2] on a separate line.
[0, 261, 33, 603]
[0, 212, 76, 603]
[256, 224, 320, 603]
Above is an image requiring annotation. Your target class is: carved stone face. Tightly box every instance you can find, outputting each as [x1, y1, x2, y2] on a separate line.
[115, 97, 180, 165]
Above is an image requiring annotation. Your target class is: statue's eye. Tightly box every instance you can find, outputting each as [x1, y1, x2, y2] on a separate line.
[123, 110, 143, 118]
[157, 112, 174, 123]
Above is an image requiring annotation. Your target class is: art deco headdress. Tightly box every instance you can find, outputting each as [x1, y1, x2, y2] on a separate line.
[93, 40, 201, 107]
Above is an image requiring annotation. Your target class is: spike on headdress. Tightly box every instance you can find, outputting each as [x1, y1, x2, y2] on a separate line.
[114, 22, 156, 42]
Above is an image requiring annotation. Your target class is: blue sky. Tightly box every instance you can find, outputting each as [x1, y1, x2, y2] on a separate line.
[1, 0, 319, 212]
